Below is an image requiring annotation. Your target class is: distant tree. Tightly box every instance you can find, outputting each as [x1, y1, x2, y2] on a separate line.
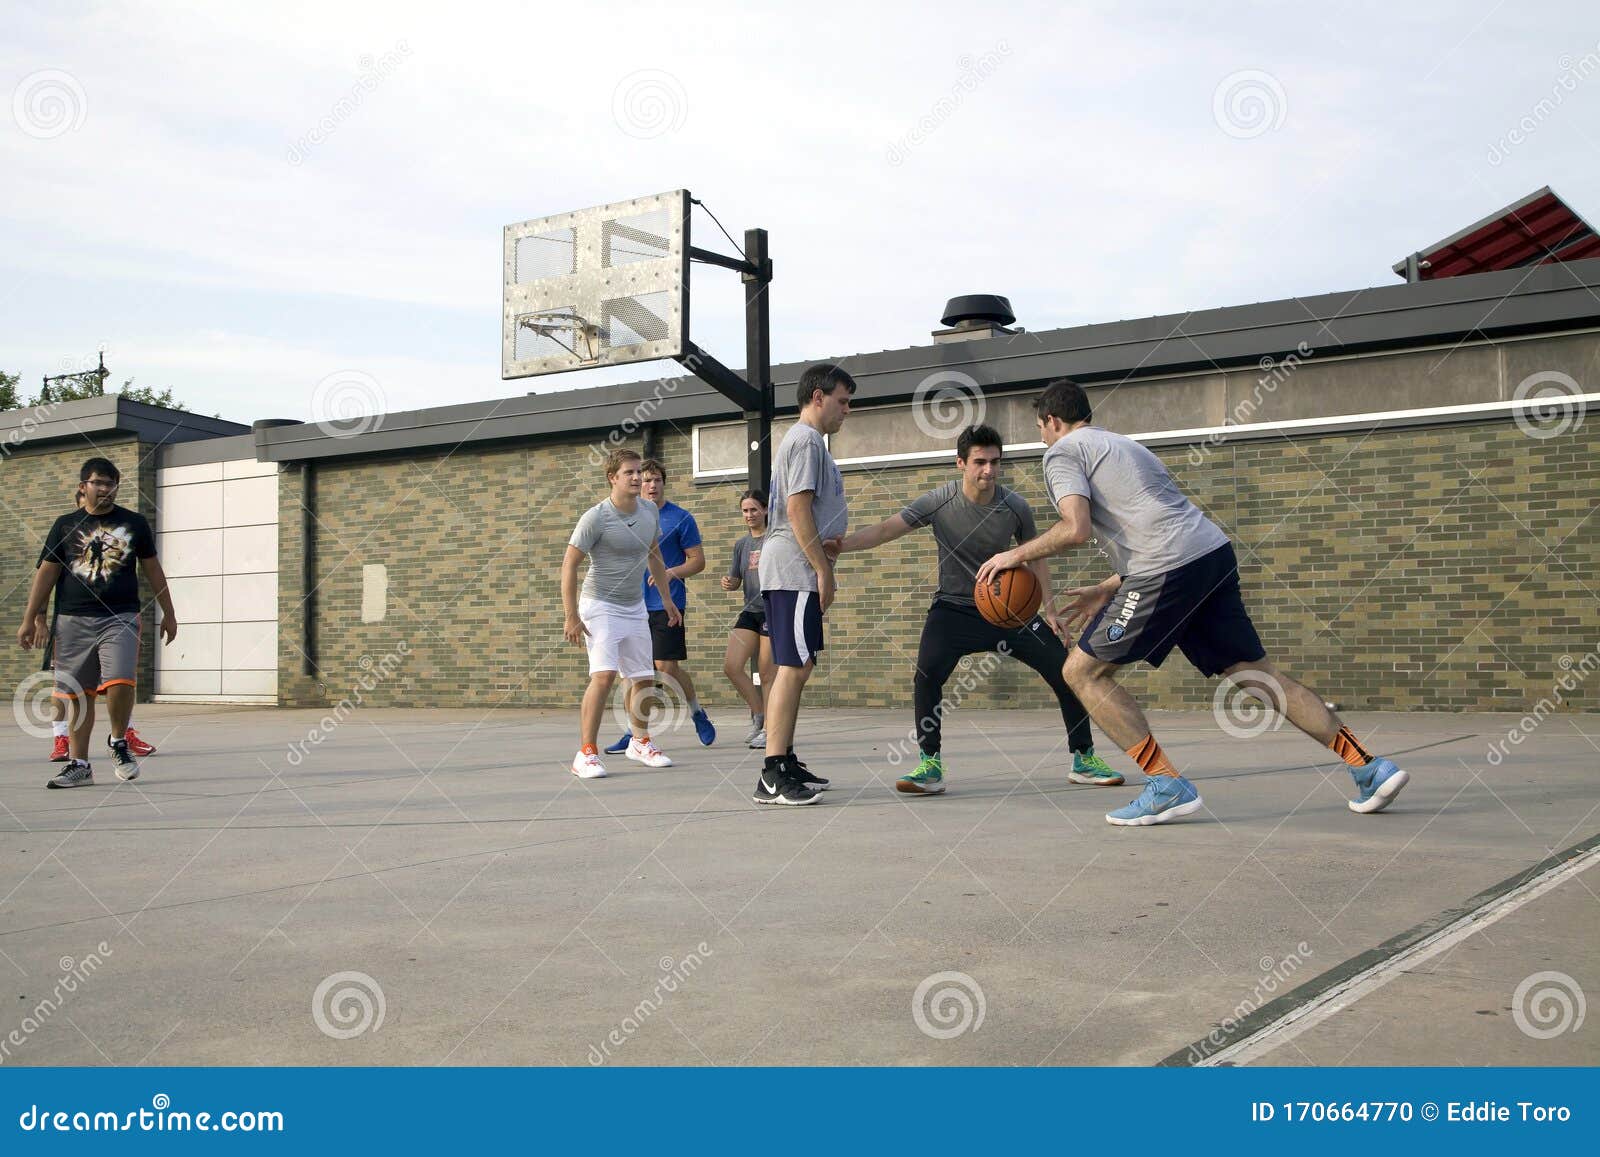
[0, 369, 20, 411]
[116, 378, 189, 411]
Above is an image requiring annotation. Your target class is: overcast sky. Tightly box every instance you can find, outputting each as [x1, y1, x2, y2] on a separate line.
[3, 0, 1598, 425]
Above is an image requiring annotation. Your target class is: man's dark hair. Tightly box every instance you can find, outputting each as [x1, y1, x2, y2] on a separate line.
[956, 424, 1004, 461]
[739, 488, 768, 506]
[640, 458, 667, 482]
[79, 457, 120, 484]
[796, 363, 857, 410]
[1033, 378, 1093, 426]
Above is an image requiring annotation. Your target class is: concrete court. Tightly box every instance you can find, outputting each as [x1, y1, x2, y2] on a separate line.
[0, 703, 1595, 1067]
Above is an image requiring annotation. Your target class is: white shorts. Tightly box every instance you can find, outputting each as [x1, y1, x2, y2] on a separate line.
[579, 597, 655, 679]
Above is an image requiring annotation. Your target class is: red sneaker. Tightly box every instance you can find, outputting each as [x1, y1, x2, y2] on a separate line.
[50, 735, 70, 762]
[124, 727, 157, 757]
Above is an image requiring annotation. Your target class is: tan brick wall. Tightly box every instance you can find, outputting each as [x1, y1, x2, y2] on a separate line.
[280, 417, 1597, 715]
[0, 439, 160, 704]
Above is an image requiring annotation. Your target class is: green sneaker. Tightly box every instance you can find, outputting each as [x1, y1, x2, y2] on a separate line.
[1067, 749, 1125, 786]
[896, 753, 946, 795]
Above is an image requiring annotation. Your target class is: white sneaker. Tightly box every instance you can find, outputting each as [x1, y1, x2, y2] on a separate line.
[748, 727, 766, 749]
[626, 738, 673, 768]
[571, 750, 607, 779]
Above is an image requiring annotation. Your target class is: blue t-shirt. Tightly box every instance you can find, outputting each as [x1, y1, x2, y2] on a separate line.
[642, 500, 702, 611]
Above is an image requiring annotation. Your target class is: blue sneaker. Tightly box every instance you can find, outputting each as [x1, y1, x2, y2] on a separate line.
[1348, 757, 1408, 814]
[1106, 775, 1203, 827]
[603, 732, 632, 755]
[692, 709, 716, 746]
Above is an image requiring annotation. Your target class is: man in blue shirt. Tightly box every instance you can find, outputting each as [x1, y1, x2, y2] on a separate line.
[606, 458, 717, 749]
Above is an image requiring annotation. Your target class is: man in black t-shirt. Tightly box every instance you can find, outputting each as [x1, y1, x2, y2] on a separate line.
[17, 457, 179, 789]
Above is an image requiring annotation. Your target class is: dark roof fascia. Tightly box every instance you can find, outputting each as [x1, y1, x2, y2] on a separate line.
[0, 395, 250, 454]
[255, 257, 1600, 463]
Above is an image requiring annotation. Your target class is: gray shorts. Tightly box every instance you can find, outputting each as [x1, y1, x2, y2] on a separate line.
[53, 612, 140, 698]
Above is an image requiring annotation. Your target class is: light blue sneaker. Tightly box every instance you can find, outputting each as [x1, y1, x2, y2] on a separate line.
[1348, 757, 1408, 814]
[1106, 775, 1203, 826]
[692, 708, 716, 746]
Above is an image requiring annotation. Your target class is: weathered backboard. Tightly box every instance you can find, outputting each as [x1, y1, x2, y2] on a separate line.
[502, 189, 690, 379]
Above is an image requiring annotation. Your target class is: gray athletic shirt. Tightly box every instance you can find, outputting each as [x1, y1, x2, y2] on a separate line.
[1042, 426, 1227, 577]
[728, 533, 765, 613]
[569, 497, 660, 607]
[901, 480, 1038, 607]
[759, 422, 848, 592]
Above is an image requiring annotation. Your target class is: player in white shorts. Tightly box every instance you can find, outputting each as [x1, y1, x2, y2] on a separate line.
[561, 448, 681, 778]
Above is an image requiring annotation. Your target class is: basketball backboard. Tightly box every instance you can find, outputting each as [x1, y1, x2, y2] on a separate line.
[502, 189, 690, 379]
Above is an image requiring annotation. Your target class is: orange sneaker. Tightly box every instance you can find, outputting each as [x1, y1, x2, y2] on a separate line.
[50, 735, 70, 762]
[124, 727, 157, 756]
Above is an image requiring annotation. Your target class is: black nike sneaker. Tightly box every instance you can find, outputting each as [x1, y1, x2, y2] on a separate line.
[753, 757, 819, 806]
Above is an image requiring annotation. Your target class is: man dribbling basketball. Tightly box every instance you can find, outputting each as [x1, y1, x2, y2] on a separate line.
[976, 379, 1409, 825]
[835, 424, 1118, 794]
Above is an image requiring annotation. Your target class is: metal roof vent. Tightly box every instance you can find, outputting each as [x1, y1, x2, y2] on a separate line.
[933, 294, 1022, 344]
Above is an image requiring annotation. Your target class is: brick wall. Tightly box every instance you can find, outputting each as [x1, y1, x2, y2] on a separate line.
[0, 439, 160, 704]
[281, 417, 1597, 715]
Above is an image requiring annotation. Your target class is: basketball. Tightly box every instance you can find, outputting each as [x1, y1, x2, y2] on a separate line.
[975, 566, 1042, 629]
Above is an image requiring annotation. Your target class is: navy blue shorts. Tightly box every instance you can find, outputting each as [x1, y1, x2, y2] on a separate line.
[1077, 542, 1265, 677]
[762, 590, 824, 668]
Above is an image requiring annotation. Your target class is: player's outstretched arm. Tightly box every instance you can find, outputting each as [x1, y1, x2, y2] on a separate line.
[975, 496, 1092, 586]
[646, 543, 682, 626]
[837, 514, 912, 555]
[560, 545, 589, 644]
[1054, 576, 1122, 634]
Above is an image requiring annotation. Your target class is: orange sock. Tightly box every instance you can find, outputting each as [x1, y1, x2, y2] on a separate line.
[581, 743, 598, 756]
[1124, 734, 1179, 777]
[1330, 726, 1372, 768]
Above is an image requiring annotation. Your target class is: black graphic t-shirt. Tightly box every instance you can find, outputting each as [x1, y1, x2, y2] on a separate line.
[40, 505, 157, 616]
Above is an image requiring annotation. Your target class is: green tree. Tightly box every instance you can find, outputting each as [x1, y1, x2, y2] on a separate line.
[0, 369, 20, 411]
[116, 378, 189, 411]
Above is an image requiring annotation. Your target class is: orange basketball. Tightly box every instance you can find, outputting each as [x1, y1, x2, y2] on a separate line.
[975, 566, 1042, 629]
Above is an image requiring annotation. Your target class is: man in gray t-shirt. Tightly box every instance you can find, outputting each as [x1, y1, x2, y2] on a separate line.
[751, 363, 855, 807]
[836, 424, 1117, 795]
[560, 450, 680, 780]
[976, 378, 1409, 828]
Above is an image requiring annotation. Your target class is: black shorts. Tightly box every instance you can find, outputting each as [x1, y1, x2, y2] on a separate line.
[763, 589, 823, 668]
[647, 608, 688, 661]
[1078, 542, 1266, 677]
[732, 609, 768, 637]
